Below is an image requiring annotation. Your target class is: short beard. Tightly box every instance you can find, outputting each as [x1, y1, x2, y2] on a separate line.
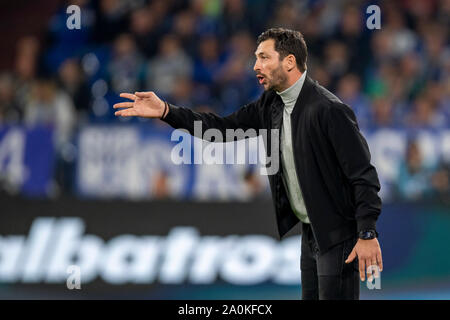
[266, 63, 288, 92]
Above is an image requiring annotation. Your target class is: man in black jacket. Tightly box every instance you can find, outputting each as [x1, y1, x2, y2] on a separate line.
[113, 27, 383, 300]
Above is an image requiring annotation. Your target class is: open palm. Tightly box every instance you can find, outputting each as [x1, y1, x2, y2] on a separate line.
[113, 91, 166, 118]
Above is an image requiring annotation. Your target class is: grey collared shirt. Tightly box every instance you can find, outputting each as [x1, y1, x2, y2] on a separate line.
[276, 71, 310, 224]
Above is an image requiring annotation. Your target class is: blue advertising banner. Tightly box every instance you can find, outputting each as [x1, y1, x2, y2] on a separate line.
[0, 126, 54, 196]
[76, 125, 450, 201]
[76, 124, 272, 200]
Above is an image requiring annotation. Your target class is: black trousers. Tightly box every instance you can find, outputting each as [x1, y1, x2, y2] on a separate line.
[301, 222, 360, 300]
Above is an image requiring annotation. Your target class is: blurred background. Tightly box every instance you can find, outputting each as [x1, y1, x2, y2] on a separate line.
[0, 0, 449, 299]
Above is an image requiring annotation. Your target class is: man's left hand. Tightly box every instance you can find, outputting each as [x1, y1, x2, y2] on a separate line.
[345, 238, 383, 281]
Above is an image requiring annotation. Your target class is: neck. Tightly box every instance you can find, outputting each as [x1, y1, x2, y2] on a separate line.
[279, 69, 303, 92]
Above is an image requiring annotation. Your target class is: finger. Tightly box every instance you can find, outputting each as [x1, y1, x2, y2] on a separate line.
[367, 258, 375, 278]
[372, 259, 380, 278]
[135, 91, 154, 98]
[119, 93, 136, 100]
[366, 263, 373, 282]
[359, 258, 365, 281]
[345, 249, 356, 263]
[115, 109, 138, 117]
[372, 260, 378, 276]
[370, 258, 378, 268]
[113, 102, 134, 109]
[377, 252, 383, 272]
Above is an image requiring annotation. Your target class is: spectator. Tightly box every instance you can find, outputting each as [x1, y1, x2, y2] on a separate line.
[269, 1, 300, 30]
[171, 9, 198, 57]
[406, 95, 447, 129]
[219, 0, 251, 37]
[14, 36, 41, 111]
[370, 97, 398, 129]
[397, 52, 425, 101]
[129, 6, 160, 57]
[241, 165, 269, 200]
[193, 34, 224, 86]
[323, 41, 350, 91]
[395, 140, 436, 200]
[24, 77, 76, 149]
[146, 34, 193, 98]
[0, 73, 22, 125]
[108, 33, 145, 94]
[336, 73, 370, 129]
[383, 2, 418, 58]
[168, 76, 195, 108]
[333, 4, 370, 75]
[152, 170, 171, 199]
[216, 31, 260, 114]
[309, 64, 331, 89]
[419, 23, 448, 81]
[430, 160, 450, 204]
[57, 58, 92, 123]
[93, 0, 129, 43]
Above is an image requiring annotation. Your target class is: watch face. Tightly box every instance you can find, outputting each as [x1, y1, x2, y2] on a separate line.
[360, 231, 375, 239]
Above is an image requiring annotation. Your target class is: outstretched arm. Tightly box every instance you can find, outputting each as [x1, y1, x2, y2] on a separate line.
[114, 91, 263, 140]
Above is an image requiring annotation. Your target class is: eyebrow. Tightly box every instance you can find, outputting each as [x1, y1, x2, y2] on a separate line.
[254, 52, 267, 57]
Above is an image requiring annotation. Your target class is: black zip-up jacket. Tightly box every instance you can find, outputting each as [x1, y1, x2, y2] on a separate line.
[162, 76, 382, 253]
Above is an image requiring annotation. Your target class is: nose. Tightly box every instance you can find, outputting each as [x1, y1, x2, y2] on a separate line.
[253, 59, 260, 73]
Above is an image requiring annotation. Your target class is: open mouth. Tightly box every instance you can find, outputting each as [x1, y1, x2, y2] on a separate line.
[257, 75, 265, 84]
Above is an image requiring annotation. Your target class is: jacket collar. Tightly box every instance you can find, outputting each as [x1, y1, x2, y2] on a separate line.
[269, 76, 316, 127]
[291, 75, 314, 116]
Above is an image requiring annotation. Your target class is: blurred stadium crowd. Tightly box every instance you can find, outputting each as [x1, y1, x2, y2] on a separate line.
[0, 0, 448, 202]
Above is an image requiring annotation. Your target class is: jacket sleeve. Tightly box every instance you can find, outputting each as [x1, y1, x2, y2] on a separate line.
[324, 103, 382, 233]
[161, 97, 263, 142]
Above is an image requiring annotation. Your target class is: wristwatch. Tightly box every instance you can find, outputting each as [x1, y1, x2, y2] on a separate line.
[358, 229, 378, 240]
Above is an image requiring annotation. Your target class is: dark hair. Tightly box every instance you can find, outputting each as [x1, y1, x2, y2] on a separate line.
[256, 27, 308, 72]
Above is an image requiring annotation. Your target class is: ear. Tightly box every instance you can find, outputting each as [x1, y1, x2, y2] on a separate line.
[284, 54, 296, 72]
